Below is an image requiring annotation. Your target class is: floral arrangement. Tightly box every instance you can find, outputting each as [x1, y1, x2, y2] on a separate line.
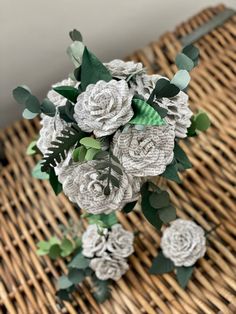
[13, 29, 210, 303]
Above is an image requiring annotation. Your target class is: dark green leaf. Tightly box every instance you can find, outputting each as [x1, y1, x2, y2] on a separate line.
[149, 191, 170, 209]
[68, 268, 85, 284]
[49, 244, 61, 259]
[195, 112, 211, 131]
[80, 137, 101, 149]
[58, 100, 75, 123]
[69, 29, 83, 42]
[187, 118, 197, 137]
[53, 86, 80, 103]
[150, 78, 180, 100]
[13, 85, 31, 104]
[22, 108, 38, 120]
[60, 238, 74, 257]
[174, 142, 192, 169]
[94, 161, 110, 170]
[68, 252, 90, 269]
[141, 183, 163, 230]
[49, 168, 62, 195]
[80, 47, 112, 91]
[25, 95, 41, 113]
[158, 204, 176, 223]
[57, 275, 73, 290]
[149, 251, 175, 274]
[56, 289, 71, 301]
[40, 98, 56, 117]
[92, 276, 111, 303]
[182, 44, 199, 61]
[176, 266, 194, 289]
[32, 161, 49, 180]
[162, 162, 181, 183]
[122, 201, 137, 214]
[175, 53, 194, 71]
[74, 66, 81, 81]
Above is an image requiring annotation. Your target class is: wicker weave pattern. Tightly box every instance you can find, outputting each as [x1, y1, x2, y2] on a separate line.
[0, 4, 236, 314]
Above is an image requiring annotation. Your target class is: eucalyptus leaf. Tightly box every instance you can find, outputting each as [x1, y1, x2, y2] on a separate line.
[150, 78, 180, 100]
[158, 205, 176, 223]
[68, 252, 90, 269]
[60, 238, 74, 257]
[25, 95, 41, 113]
[41, 98, 56, 117]
[73, 146, 87, 162]
[57, 276, 73, 290]
[182, 44, 199, 61]
[22, 108, 38, 120]
[49, 244, 61, 259]
[37, 240, 51, 251]
[162, 162, 181, 183]
[32, 161, 49, 180]
[175, 53, 194, 71]
[149, 251, 175, 274]
[67, 41, 85, 68]
[69, 29, 83, 42]
[174, 142, 192, 169]
[13, 85, 31, 104]
[80, 137, 101, 149]
[176, 266, 194, 289]
[53, 86, 80, 103]
[56, 289, 71, 301]
[68, 268, 85, 284]
[85, 148, 100, 161]
[195, 112, 211, 131]
[149, 191, 170, 209]
[171, 70, 190, 90]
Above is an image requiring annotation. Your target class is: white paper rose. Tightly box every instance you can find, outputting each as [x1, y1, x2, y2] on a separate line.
[47, 78, 77, 107]
[112, 125, 175, 177]
[155, 92, 193, 138]
[130, 74, 163, 100]
[58, 160, 140, 214]
[90, 254, 129, 281]
[82, 224, 107, 258]
[104, 59, 145, 80]
[107, 224, 134, 258]
[161, 219, 206, 267]
[74, 80, 134, 137]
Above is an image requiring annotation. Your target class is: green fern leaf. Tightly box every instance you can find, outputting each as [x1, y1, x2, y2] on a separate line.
[41, 124, 87, 172]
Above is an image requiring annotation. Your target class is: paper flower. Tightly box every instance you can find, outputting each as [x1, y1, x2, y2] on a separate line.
[112, 125, 175, 177]
[58, 160, 140, 214]
[74, 80, 134, 137]
[155, 92, 193, 138]
[104, 59, 145, 79]
[130, 74, 162, 100]
[47, 78, 77, 107]
[107, 224, 134, 258]
[161, 219, 206, 267]
[82, 224, 107, 258]
[90, 254, 129, 281]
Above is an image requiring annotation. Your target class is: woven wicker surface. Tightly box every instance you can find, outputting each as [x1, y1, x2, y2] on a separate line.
[0, 4, 236, 314]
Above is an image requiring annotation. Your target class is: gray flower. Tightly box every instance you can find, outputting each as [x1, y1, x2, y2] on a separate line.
[112, 125, 175, 177]
[155, 92, 193, 138]
[74, 80, 134, 137]
[107, 224, 134, 258]
[104, 59, 145, 80]
[161, 219, 206, 267]
[130, 74, 162, 100]
[58, 160, 140, 214]
[90, 254, 129, 281]
[82, 224, 107, 258]
[47, 77, 77, 107]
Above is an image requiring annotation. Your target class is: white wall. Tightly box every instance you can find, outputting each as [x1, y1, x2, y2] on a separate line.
[1, 0, 235, 128]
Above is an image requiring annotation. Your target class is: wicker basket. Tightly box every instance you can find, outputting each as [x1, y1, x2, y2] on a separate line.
[0, 4, 235, 314]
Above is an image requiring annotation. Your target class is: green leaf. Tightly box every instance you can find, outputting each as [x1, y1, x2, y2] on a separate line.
[32, 161, 49, 180]
[176, 266, 194, 289]
[149, 191, 170, 209]
[40, 98, 56, 117]
[195, 112, 211, 131]
[171, 70, 190, 90]
[49, 168, 63, 195]
[130, 98, 165, 126]
[53, 86, 80, 103]
[68, 268, 85, 284]
[49, 236, 61, 246]
[174, 142, 192, 169]
[58, 101, 75, 123]
[80, 47, 112, 91]
[26, 140, 37, 155]
[22, 108, 38, 120]
[80, 137, 101, 149]
[149, 78, 180, 100]
[67, 41, 85, 68]
[57, 276, 73, 290]
[56, 289, 71, 301]
[69, 29, 83, 42]
[85, 148, 100, 161]
[49, 244, 61, 260]
[60, 238, 74, 257]
[162, 162, 181, 183]
[68, 252, 90, 269]
[122, 201, 137, 214]
[37, 240, 51, 251]
[36, 249, 48, 256]
[158, 205, 176, 223]
[141, 183, 163, 230]
[41, 124, 87, 172]
[25, 95, 41, 113]
[73, 146, 87, 162]
[100, 213, 118, 227]
[92, 276, 111, 304]
[182, 44, 199, 62]
[175, 53, 194, 71]
[149, 251, 175, 274]
[13, 85, 31, 104]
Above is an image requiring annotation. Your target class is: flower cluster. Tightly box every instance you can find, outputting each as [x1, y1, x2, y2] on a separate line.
[82, 224, 134, 281]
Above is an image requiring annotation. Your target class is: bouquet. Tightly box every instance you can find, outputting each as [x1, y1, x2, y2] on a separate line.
[13, 29, 210, 303]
